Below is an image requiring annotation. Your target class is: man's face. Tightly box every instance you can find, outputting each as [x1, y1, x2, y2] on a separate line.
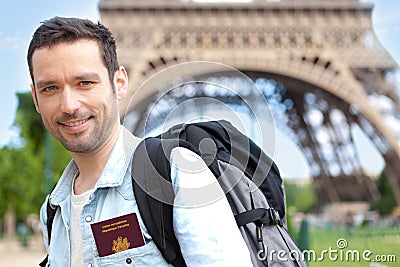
[30, 39, 126, 153]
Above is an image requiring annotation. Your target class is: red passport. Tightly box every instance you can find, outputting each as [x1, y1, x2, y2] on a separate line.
[90, 213, 145, 257]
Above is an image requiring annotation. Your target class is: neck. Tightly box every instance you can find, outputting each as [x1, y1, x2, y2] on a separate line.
[71, 126, 121, 194]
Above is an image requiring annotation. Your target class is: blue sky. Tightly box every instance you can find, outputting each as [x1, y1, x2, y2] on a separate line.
[0, 0, 399, 177]
[0, 0, 100, 145]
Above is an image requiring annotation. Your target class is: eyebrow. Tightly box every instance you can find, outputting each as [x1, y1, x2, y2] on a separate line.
[35, 80, 57, 90]
[73, 73, 101, 81]
[35, 73, 102, 89]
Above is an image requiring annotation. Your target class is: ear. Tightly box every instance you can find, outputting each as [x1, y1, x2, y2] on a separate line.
[30, 84, 40, 113]
[114, 66, 128, 101]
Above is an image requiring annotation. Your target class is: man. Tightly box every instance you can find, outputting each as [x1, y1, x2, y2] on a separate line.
[28, 17, 252, 266]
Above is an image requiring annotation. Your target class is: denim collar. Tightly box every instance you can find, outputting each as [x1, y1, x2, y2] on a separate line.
[49, 126, 141, 206]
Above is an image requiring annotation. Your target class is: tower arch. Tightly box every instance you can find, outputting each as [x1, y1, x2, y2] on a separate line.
[99, 0, 400, 204]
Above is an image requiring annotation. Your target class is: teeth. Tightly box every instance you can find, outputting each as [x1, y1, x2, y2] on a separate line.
[65, 119, 88, 127]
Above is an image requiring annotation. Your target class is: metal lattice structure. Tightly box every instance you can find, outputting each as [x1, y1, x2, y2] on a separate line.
[99, 0, 400, 205]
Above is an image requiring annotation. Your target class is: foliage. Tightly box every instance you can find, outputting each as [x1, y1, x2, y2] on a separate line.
[0, 92, 71, 221]
[14, 92, 45, 154]
[370, 169, 397, 215]
[284, 179, 317, 213]
[0, 146, 42, 218]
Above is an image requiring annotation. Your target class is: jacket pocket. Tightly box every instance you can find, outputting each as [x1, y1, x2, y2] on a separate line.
[96, 241, 172, 267]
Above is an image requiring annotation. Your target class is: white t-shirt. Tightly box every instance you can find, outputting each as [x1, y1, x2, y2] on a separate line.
[70, 177, 93, 267]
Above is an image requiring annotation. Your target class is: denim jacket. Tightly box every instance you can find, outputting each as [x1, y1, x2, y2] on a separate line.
[40, 126, 252, 267]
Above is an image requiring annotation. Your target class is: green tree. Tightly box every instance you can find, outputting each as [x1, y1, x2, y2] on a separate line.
[14, 91, 45, 154]
[0, 92, 71, 225]
[370, 169, 397, 215]
[284, 180, 317, 213]
[284, 180, 316, 248]
[0, 146, 43, 219]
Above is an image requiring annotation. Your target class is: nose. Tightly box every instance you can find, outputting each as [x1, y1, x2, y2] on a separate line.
[60, 87, 81, 114]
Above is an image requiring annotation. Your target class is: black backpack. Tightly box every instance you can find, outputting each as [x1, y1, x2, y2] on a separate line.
[40, 120, 305, 267]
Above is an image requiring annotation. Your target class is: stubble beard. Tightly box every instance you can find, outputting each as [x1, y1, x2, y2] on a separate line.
[50, 97, 119, 154]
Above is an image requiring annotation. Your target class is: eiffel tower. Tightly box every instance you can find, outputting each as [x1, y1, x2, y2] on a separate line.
[99, 0, 400, 206]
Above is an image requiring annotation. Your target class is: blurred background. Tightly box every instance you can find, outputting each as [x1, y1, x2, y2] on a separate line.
[1, 0, 399, 266]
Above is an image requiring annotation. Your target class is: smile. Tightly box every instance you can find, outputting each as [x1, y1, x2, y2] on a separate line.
[61, 118, 90, 127]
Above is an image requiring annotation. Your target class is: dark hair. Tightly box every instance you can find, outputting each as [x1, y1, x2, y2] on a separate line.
[27, 17, 118, 86]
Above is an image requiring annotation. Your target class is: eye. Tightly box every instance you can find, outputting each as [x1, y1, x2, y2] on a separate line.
[79, 81, 93, 87]
[43, 85, 57, 93]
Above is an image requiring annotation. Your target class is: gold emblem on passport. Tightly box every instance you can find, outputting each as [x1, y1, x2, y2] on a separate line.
[91, 213, 145, 257]
[112, 236, 131, 253]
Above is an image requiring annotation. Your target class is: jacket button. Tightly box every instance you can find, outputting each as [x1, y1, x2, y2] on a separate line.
[126, 258, 132, 264]
[85, 216, 92, 222]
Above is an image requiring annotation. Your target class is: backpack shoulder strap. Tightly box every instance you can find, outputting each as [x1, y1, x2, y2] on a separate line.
[39, 198, 57, 267]
[132, 137, 195, 267]
[46, 199, 57, 243]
